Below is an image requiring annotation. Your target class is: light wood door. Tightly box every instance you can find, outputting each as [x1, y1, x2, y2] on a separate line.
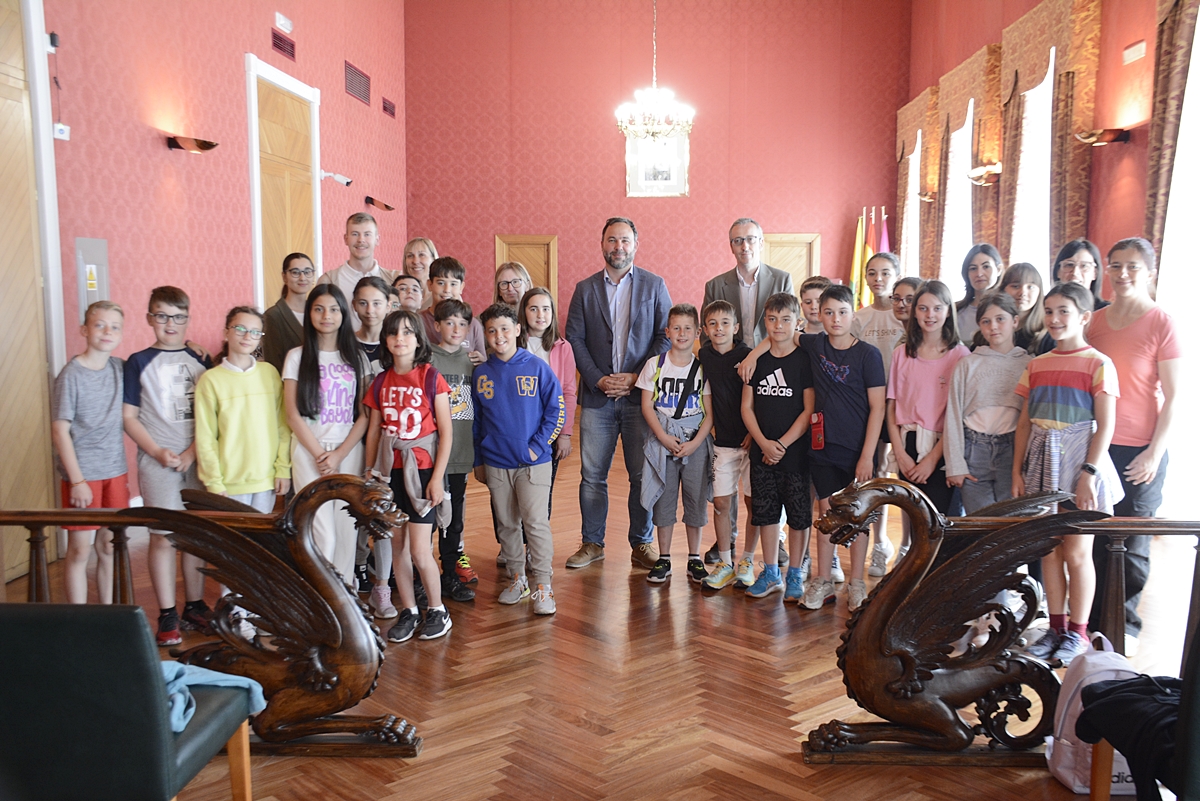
[763, 233, 822, 289]
[258, 78, 313, 305]
[495, 235, 558, 306]
[1, 0, 57, 582]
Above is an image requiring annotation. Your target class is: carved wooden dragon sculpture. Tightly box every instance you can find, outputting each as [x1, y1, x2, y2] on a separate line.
[807, 478, 1107, 752]
[120, 475, 415, 746]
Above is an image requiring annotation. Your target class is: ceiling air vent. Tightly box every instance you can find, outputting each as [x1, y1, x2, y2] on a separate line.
[345, 61, 370, 106]
[382, 97, 396, 118]
[271, 30, 296, 61]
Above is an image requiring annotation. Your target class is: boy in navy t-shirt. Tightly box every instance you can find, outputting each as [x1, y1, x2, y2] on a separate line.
[741, 293, 815, 601]
[800, 284, 886, 613]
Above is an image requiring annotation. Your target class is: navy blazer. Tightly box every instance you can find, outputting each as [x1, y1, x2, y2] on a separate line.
[565, 266, 672, 409]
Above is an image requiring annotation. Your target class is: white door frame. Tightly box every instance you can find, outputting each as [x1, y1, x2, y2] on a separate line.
[245, 54, 321, 311]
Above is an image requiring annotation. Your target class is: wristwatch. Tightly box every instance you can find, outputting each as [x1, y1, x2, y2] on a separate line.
[1080, 462, 1099, 476]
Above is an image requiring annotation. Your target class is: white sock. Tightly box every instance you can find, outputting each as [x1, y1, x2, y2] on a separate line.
[719, 549, 732, 565]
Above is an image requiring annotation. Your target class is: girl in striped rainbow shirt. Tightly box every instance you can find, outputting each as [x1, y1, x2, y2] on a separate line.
[1012, 281, 1123, 667]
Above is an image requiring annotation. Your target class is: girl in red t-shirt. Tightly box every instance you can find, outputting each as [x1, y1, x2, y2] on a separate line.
[364, 309, 454, 642]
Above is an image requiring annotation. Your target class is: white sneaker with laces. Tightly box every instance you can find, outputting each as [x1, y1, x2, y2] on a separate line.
[867, 538, 895, 577]
[531, 584, 556, 615]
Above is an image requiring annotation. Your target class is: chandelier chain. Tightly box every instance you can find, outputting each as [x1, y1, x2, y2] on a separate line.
[652, 0, 658, 88]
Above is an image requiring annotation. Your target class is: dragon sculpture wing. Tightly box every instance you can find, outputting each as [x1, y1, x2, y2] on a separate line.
[118, 506, 343, 649]
[884, 509, 1108, 678]
[965, 491, 1074, 518]
[180, 488, 298, 569]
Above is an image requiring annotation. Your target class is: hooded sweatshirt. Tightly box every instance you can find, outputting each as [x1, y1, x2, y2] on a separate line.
[943, 344, 1031, 477]
[472, 348, 565, 469]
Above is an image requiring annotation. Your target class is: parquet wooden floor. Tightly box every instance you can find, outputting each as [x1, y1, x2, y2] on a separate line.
[6, 429, 1192, 801]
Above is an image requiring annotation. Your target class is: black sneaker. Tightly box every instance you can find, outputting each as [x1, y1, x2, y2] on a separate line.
[777, 543, 788, 568]
[180, 601, 213, 633]
[355, 563, 371, 594]
[156, 610, 182, 647]
[703, 542, 721, 565]
[686, 558, 708, 584]
[419, 608, 452, 640]
[387, 609, 419, 643]
[442, 572, 476, 602]
[647, 557, 672, 583]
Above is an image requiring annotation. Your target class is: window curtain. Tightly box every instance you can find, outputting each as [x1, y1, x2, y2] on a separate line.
[894, 87, 940, 278]
[937, 46, 1003, 280]
[997, 0, 1100, 266]
[1146, 0, 1200, 253]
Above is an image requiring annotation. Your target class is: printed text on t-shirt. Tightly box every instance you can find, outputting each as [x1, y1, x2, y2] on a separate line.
[380, 385, 426, 439]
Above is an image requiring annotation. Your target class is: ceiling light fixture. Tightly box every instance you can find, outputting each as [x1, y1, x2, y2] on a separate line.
[615, 0, 694, 140]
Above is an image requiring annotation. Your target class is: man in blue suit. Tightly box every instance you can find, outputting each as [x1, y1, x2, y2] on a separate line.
[564, 217, 673, 569]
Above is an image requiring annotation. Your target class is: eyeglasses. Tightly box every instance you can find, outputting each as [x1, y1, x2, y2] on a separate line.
[730, 236, 762, 246]
[150, 313, 189, 325]
[1060, 260, 1097, 272]
[286, 268, 315, 278]
[890, 295, 914, 306]
[229, 325, 265, 340]
[498, 279, 526, 290]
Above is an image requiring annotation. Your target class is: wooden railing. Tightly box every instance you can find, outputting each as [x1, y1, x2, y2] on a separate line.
[0, 508, 276, 605]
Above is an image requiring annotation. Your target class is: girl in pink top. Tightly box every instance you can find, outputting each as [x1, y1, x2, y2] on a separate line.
[1084, 237, 1182, 643]
[886, 280, 970, 513]
[518, 287, 577, 515]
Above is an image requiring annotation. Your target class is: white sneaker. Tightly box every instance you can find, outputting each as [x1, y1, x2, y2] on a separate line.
[830, 552, 845, 584]
[848, 579, 867, 611]
[370, 584, 398, 619]
[531, 584, 556, 615]
[867, 538, 895, 577]
[801, 577, 836, 610]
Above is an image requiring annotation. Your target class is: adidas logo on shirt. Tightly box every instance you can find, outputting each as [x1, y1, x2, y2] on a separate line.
[757, 368, 793, 397]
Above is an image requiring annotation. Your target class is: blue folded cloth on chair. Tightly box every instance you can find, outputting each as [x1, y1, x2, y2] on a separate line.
[161, 661, 267, 733]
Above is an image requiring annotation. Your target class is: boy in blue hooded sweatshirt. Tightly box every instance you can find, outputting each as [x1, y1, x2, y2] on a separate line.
[473, 303, 566, 615]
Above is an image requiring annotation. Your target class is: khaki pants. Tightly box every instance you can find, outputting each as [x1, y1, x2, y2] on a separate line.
[487, 463, 554, 585]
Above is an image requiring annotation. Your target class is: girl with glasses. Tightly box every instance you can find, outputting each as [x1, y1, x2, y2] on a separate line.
[263, 252, 315, 371]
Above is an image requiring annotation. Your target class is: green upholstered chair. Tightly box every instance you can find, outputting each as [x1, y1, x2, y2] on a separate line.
[0, 604, 252, 801]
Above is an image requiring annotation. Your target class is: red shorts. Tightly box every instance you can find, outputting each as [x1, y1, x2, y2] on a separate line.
[60, 476, 130, 531]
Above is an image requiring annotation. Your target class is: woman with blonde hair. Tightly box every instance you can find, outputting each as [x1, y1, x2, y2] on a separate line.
[494, 261, 532, 308]
[403, 238, 438, 310]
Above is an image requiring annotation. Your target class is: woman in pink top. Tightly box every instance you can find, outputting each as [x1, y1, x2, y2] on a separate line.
[886, 280, 971, 513]
[1085, 237, 1181, 642]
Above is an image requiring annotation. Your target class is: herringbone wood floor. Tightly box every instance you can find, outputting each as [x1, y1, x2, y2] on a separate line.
[7, 433, 1191, 800]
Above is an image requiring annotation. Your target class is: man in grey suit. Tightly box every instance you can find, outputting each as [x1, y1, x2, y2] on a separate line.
[701, 218, 794, 347]
[564, 217, 672, 570]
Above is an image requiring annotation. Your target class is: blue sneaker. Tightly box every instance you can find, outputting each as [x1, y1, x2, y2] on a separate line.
[745, 564, 783, 598]
[784, 567, 804, 603]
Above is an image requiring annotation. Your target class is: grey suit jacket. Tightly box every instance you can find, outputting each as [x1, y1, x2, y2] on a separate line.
[565, 266, 672, 409]
[701, 263, 795, 346]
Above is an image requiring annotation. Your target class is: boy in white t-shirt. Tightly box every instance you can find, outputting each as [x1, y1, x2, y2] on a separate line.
[850, 253, 905, 577]
[636, 304, 714, 584]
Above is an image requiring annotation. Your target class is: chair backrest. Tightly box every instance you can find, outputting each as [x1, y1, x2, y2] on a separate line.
[0, 604, 177, 801]
[1176, 620, 1200, 799]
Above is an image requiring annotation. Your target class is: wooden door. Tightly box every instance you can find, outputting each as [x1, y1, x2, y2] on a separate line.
[0, 0, 57, 582]
[258, 79, 313, 305]
[763, 233, 822, 289]
[496, 235, 558, 306]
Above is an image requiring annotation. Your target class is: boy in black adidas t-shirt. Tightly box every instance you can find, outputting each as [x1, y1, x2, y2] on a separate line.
[741, 293, 815, 601]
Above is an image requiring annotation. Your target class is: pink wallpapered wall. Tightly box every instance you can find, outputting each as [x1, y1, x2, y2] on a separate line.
[404, 0, 912, 313]
[44, 0, 407, 353]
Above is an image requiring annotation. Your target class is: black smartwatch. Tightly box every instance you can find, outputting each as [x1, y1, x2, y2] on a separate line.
[1080, 462, 1099, 476]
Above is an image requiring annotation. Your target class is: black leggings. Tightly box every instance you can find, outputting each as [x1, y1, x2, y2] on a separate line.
[904, 431, 953, 513]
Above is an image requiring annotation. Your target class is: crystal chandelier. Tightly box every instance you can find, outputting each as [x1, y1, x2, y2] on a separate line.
[615, 0, 695, 140]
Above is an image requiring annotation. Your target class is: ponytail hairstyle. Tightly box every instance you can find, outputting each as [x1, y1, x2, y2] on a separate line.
[297, 284, 364, 421]
[904, 280, 960, 357]
[280, 252, 313, 299]
[216, 306, 263, 365]
[379, 309, 432, 371]
[955, 243, 1003, 312]
[970, 291, 1020, 349]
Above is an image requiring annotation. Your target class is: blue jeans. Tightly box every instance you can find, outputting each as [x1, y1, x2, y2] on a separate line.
[579, 398, 653, 546]
[957, 429, 1015, 514]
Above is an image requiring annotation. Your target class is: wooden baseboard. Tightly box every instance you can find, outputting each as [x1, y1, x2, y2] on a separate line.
[801, 741, 1048, 767]
[243, 733, 423, 758]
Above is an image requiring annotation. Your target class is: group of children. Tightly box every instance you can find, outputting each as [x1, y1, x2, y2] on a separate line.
[51, 217, 1130, 666]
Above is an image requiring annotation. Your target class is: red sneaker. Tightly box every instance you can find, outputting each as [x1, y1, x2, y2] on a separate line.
[157, 612, 182, 647]
[455, 554, 478, 584]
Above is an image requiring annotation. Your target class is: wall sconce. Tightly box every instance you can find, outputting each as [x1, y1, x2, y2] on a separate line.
[1075, 129, 1130, 146]
[918, 191, 937, 203]
[166, 136, 218, 153]
[365, 196, 394, 211]
[967, 162, 1003, 186]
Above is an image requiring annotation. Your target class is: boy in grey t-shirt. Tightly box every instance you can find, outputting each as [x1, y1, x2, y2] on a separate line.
[50, 300, 129, 605]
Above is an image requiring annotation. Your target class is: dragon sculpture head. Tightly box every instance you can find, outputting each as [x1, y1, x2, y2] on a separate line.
[280, 475, 406, 541]
[817, 478, 946, 547]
